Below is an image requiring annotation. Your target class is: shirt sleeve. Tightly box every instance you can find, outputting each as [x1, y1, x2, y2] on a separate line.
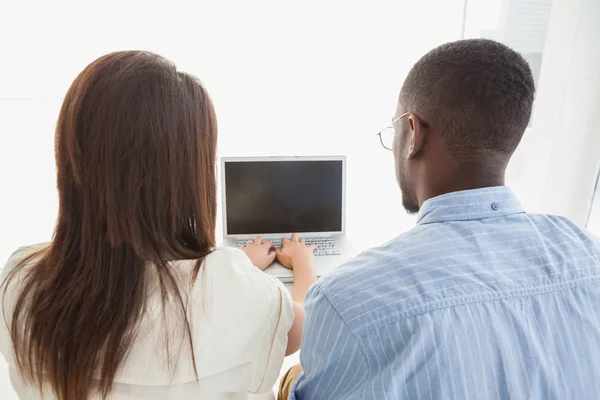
[228, 249, 294, 394]
[290, 284, 368, 400]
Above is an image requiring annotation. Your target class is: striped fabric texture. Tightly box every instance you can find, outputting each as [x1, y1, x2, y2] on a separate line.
[290, 186, 600, 399]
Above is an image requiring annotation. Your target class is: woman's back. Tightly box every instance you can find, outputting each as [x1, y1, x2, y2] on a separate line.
[1, 245, 293, 399]
[0, 51, 296, 400]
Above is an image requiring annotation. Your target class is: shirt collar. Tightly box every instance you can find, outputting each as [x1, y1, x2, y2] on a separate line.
[416, 186, 525, 225]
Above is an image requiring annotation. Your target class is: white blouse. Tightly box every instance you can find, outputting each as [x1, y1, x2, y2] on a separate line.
[0, 245, 294, 400]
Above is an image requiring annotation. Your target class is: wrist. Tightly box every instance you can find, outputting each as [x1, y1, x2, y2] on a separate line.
[291, 259, 315, 273]
[292, 266, 316, 285]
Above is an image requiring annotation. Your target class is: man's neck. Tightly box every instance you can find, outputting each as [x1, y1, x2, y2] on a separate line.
[419, 167, 506, 207]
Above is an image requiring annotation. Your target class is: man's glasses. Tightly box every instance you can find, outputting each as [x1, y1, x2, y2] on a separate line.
[376, 112, 427, 151]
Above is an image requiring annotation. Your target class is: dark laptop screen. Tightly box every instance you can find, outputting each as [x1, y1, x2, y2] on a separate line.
[224, 160, 343, 235]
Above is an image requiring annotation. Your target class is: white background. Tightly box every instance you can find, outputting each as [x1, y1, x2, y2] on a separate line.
[0, 0, 470, 266]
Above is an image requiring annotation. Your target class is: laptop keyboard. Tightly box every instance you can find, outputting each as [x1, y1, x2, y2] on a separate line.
[237, 237, 340, 256]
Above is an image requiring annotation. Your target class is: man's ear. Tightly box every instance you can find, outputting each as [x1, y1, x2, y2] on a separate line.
[406, 115, 426, 160]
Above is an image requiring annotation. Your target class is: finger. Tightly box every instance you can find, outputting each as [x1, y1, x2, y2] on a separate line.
[268, 251, 277, 262]
[291, 233, 298, 242]
[255, 236, 263, 245]
[275, 248, 282, 254]
[282, 237, 290, 246]
[300, 238, 306, 245]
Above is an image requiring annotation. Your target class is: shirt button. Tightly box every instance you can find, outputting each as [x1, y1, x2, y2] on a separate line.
[491, 202, 500, 211]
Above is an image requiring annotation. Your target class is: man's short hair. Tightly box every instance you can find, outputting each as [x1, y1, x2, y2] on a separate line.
[400, 39, 535, 161]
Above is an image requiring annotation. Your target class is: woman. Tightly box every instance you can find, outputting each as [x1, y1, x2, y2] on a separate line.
[0, 51, 316, 400]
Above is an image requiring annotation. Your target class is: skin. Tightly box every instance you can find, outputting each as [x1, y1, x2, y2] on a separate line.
[240, 237, 277, 270]
[241, 233, 316, 356]
[392, 101, 507, 212]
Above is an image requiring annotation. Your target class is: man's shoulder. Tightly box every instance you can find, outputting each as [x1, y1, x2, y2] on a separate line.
[312, 213, 600, 335]
[313, 230, 430, 333]
[526, 212, 600, 254]
[529, 212, 599, 238]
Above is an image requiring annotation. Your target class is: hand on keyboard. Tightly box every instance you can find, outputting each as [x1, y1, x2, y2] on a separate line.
[237, 237, 340, 257]
[275, 233, 316, 270]
[240, 237, 276, 270]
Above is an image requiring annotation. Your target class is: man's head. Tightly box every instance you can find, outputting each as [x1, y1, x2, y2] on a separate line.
[394, 39, 535, 213]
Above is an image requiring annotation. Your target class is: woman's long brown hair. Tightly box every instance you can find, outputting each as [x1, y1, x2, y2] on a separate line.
[1, 51, 217, 399]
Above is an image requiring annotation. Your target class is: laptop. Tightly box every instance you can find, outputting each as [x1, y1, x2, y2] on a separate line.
[221, 156, 351, 282]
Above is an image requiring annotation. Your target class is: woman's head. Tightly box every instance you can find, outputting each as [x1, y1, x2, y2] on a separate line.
[57, 50, 218, 256]
[4, 51, 217, 400]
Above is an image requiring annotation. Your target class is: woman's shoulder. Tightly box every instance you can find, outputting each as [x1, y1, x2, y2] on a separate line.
[198, 247, 285, 301]
[187, 247, 291, 333]
[202, 247, 274, 285]
[204, 246, 252, 268]
[3, 243, 48, 267]
[1, 243, 48, 284]
[0, 244, 49, 366]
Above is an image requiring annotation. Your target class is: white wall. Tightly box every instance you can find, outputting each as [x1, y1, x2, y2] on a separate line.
[4, 0, 596, 264]
[0, 0, 465, 268]
[519, 0, 600, 225]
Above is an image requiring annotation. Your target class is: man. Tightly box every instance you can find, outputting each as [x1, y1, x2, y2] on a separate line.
[280, 39, 600, 399]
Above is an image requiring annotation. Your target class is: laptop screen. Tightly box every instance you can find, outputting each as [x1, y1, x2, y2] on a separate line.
[224, 160, 343, 235]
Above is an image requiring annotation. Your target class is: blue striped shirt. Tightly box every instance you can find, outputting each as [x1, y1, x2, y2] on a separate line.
[290, 187, 600, 399]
